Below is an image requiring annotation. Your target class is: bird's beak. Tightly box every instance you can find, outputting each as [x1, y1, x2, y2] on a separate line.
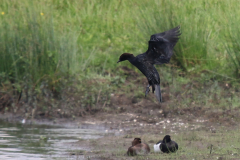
[117, 60, 120, 63]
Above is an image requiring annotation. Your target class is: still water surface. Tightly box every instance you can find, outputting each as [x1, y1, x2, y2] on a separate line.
[0, 120, 106, 160]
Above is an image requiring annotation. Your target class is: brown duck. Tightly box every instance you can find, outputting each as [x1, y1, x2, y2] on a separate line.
[127, 138, 150, 156]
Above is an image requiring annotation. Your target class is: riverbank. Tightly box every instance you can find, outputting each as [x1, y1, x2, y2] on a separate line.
[1, 77, 240, 159]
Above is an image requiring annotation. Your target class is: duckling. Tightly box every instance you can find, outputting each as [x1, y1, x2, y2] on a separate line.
[127, 138, 150, 156]
[154, 135, 178, 153]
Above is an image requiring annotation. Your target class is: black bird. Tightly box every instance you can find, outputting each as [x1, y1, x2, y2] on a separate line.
[154, 135, 178, 153]
[117, 26, 181, 102]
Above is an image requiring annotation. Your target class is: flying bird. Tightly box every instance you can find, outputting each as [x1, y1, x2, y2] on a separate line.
[117, 26, 181, 103]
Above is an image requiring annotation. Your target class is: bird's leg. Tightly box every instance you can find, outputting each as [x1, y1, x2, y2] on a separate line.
[152, 85, 155, 93]
[145, 84, 150, 97]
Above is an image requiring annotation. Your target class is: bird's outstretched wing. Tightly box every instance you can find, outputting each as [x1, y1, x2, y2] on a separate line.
[145, 26, 181, 65]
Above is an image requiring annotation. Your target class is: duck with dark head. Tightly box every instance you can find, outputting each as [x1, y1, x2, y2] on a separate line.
[154, 135, 178, 153]
[127, 138, 150, 156]
[118, 26, 181, 103]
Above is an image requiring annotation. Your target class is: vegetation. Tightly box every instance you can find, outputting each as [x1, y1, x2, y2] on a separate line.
[88, 129, 240, 160]
[0, 0, 240, 114]
[1, 1, 240, 159]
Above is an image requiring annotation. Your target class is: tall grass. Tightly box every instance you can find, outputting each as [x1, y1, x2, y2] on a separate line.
[135, 0, 237, 74]
[224, 1, 240, 79]
[0, 1, 76, 86]
[1, 0, 240, 86]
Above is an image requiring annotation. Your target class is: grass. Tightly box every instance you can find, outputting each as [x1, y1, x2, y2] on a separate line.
[1, 0, 240, 114]
[1, 2, 240, 159]
[1, 0, 240, 79]
[82, 127, 240, 160]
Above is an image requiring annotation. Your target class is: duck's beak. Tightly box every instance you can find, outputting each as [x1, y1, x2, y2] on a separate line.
[117, 60, 120, 63]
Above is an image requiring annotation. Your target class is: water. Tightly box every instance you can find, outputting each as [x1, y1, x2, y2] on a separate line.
[0, 120, 107, 160]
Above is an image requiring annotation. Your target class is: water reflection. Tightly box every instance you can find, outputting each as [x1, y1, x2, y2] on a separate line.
[0, 120, 106, 159]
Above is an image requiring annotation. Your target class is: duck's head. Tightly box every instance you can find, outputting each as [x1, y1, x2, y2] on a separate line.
[163, 135, 171, 143]
[132, 138, 141, 146]
[117, 53, 134, 63]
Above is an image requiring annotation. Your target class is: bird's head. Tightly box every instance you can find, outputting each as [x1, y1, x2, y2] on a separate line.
[117, 53, 134, 63]
[163, 135, 171, 143]
[132, 138, 141, 146]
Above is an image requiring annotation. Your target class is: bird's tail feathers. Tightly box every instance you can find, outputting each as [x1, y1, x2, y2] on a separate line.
[155, 84, 162, 103]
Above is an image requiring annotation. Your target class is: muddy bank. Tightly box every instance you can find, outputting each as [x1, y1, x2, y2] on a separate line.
[65, 108, 240, 160]
[1, 98, 240, 160]
[1, 73, 240, 159]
